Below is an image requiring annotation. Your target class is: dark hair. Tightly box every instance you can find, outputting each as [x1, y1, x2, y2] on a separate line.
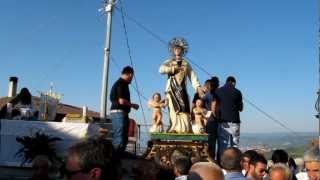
[18, 87, 32, 105]
[174, 158, 192, 175]
[242, 150, 259, 160]
[68, 138, 117, 180]
[249, 153, 267, 166]
[210, 76, 219, 90]
[271, 149, 289, 164]
[288, 157, 297, 169]
[204, 79, 212, 89]
[204, 77, 220, 95]
[157, 168, 176, 180]
[221, 147, 242, 171]
[11, 109, 21, 117]
[195, 98, 204, 105]
[121, 66, 134, 74]
[226, 76, 236, 83]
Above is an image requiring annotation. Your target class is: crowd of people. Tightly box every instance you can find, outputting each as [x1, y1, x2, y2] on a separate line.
[53, 137, 318, 180]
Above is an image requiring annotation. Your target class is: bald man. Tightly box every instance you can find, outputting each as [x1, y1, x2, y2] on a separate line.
[188, 162, 224, 180]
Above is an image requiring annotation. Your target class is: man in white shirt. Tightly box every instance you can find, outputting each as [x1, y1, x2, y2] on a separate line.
[297, 147, 320, 180]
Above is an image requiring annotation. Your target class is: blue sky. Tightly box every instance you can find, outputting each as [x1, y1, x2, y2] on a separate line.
[0, 0, 318, 133]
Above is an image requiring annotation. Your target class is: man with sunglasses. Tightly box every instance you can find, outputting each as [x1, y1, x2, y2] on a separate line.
[63, 138, 117, 180]
[247, 153, 267, 180]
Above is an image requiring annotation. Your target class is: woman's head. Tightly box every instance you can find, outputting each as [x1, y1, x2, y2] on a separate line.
[18, 87, 32, 105]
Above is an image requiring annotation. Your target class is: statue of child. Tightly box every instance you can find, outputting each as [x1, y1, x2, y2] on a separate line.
[192, 99, 207, 134]
[148, 92, 167, 133]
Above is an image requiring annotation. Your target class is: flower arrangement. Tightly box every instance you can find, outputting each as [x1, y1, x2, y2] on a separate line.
[15, 132, 62, 166]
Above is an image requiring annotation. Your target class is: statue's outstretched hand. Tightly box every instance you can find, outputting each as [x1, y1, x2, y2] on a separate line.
[197, 86, 205, 98]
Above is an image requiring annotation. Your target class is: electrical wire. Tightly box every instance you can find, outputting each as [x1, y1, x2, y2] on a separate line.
[118, 0, 148, 132]
[245, 98, 299, 137]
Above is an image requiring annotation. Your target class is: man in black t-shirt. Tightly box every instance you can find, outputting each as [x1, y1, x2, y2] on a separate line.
[110, 66, 139, 156]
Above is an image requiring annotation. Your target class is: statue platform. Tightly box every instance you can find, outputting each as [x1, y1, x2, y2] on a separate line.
[150, 132, 208, 141]
[143, 133, 209, 169]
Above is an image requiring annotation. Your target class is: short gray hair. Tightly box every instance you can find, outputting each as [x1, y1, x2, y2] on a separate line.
[303, 147, 320, 162]
[269, 163, 292, 180]
[220, 147, 242, 171]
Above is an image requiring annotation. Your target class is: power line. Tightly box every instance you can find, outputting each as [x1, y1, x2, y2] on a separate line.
[114, 6, 167, 46]
[110, 55, 148, 102]
[118, 0, 148, 131]
[244, 98, 299, 137]
[186, 56, 214, 77]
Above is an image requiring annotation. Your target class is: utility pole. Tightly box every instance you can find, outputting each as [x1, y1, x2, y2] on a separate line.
[316, 0, 320, 150]
[100, 0, 117, 119]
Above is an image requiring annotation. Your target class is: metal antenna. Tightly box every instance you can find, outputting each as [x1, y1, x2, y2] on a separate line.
[100, 0, 117, 119]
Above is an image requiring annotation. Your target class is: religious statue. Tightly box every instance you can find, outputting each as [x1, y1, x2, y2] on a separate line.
[159, 37, 203, 133]
[148, 92, 167, 133]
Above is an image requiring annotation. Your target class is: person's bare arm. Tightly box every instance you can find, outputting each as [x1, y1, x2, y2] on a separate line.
[118, 98, 139, 110]
[148, 100, 160, 109]
[160, 99, 168, 108]
[211, 100, 218, 117]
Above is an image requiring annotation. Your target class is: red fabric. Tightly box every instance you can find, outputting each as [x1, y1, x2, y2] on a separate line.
[128, 118, 136, 137]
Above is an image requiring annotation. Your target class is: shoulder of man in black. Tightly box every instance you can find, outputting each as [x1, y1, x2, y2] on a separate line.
[235, 87, 242, 94]
[234, 88, 243, 111]
[215, 86, 224, 95]
[110, 78, 121, 92]
[110, 78, 127, 98]
[234, 87, 243, 97]
[117, 78, 130, 96]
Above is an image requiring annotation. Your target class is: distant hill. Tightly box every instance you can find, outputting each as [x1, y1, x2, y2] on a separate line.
[240, 132, 317, 157]
[139, 131, 316, 157]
